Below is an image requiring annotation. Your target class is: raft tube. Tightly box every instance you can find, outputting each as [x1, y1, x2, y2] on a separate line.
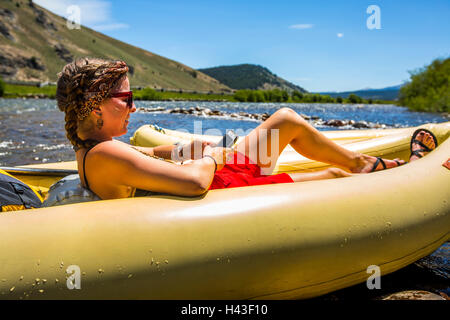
[0, 123, 448, 299]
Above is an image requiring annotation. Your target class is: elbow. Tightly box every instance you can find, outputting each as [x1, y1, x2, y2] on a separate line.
[178, 163, 213, 196]
[190, 173, 213, 196]
[181, 181, 208, 197]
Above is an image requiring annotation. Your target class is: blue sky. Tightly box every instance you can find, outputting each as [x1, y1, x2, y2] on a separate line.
[36, 0, 450, 92]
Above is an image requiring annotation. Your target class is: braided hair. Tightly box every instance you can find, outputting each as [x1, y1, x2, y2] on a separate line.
[56, 57, 129, 150]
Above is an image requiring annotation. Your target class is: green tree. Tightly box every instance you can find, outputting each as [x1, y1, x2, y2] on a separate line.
[0, 77, 4, 97]
[270, 89, 283, 102]
[246, 90, 256, 102]
[311, 93, 321, 102]
[139, 88, 162, 100]
[292, 90, 303, 102]
[348, 93, 362, 104]
[254, 90, 265, 102]
[398, 57, 449, 113]
[234, 90, 247, 102]
[336, 96, 343, 103]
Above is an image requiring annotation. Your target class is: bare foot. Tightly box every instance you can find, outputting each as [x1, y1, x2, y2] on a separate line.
[410, 130, 436, 162]
[351, 155, 405, 173]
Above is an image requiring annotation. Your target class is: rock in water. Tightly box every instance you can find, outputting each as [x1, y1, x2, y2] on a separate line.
[382, 290, 446, 300]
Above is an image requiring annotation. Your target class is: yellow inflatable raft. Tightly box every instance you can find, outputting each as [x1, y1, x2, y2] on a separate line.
[0, 123, 449, 299]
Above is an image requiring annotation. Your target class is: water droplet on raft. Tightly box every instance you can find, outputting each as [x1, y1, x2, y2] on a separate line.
[164, 260, 169, 264]
[386, 222, 392, 227]
[35, 278, 40, 284]
[55, 279, 59, 283]
[128, 274, 133, 279]
[98, 269, 104, 274]
[19, 276, 24, 281]
[42, 279, 47, 284]
[10, 287, 15, 292]
[38, 289, 44, 293]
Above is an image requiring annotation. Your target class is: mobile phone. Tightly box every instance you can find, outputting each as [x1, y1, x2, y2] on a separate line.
[215, 130, 238, 148]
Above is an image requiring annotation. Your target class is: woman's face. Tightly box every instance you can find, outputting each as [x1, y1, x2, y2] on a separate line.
[99, 76, 136, 137]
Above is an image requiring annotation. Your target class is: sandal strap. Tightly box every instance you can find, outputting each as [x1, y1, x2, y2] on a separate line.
[371, 157, 386, 172]
[410, 150, 426, 158]
[411, 139, 432, 152]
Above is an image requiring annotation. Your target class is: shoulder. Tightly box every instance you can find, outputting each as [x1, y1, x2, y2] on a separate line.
[87, 140, 133, 159]
[79, 140, 140, 174]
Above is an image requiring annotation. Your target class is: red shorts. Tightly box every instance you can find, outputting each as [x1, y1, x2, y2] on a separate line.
[209, 152, 294, 190]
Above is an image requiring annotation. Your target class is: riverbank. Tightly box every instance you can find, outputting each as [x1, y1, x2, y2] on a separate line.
[1, 83, 397, 105]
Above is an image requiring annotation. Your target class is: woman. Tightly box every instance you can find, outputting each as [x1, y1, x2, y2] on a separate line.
[56, 58, 436, 200]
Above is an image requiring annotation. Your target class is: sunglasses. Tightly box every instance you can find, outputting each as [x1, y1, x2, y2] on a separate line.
[110, 91, 133, 109]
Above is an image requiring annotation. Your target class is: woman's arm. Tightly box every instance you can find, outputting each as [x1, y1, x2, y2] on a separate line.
[132, 140, 214, 161]
[90, 141, 225, 198]
[131, 145, 175, 160]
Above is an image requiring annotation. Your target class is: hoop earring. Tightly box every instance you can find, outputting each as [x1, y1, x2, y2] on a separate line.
[96, 118, 104, 130]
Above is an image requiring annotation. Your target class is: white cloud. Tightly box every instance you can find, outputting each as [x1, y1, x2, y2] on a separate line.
[34, 0, 127, 31]
[337, 33, 344, 38]
[289, 24, 314, 30]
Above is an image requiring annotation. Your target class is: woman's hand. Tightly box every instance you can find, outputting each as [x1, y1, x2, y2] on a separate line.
[187, 139, 215, 160]
[202, 145, 234, 171]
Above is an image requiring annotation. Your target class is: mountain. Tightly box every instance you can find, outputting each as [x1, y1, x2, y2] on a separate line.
[0, 0, 231, 92]
[198, 64, 307, 93]
[319, 84, 402, 101]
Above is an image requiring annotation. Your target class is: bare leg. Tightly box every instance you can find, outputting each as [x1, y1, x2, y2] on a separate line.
[288, 167, 353, 183]
[235, 107, 405, 175]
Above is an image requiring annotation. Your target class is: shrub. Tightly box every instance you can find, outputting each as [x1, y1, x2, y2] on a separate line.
[292, 90, 303, 101]
[138, 88, 162, 101]
[348, 93, 362, 104]
[0, 77, 4, 97]
[270, 89, 283, 102]
[254, 90, 265, 102]
[398, 57, 449, 112]
[234, 90, 247, 102]
[336, 96, 343, 103]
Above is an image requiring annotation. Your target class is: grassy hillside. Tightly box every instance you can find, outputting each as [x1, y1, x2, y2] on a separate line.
[198, 64, 307, 93]
[0, 0, 231, 92]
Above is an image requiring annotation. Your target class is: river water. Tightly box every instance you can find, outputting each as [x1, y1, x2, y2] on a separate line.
[0, 98, 448, 298]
